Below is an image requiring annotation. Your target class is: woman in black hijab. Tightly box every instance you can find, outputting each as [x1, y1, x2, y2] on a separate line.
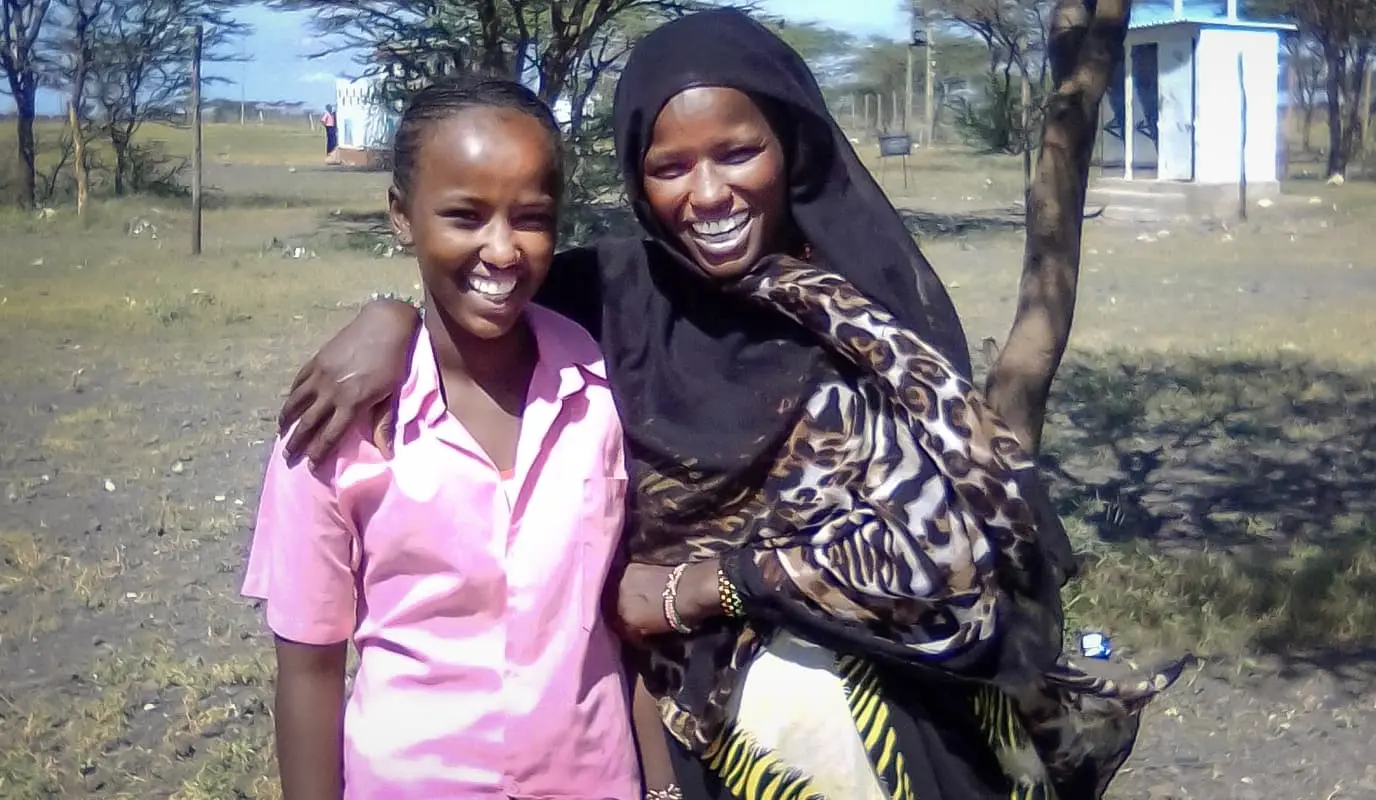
[278, 10, 1176, 799]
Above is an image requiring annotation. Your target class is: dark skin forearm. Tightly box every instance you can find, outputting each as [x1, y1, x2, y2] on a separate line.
[631, 671, 677, 791]
[616, 558, 727, 642]
[279, 299, 422, 465]
[274, 637, 348, 800]
[675, 559, 724, 628]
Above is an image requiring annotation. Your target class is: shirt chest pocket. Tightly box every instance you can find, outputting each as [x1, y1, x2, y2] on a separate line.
[578, 475, 628, 633]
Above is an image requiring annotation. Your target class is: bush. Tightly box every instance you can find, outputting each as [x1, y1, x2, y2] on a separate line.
[952, 72, 1043, 156]
[560, 110, 636, 245]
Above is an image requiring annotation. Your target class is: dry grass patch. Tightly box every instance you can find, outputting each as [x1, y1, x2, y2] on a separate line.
[1047, 350, 1376, 661]
[0, 638, 275, 799]
[0, 530, 70, 644]
[39, 402, 181, 482]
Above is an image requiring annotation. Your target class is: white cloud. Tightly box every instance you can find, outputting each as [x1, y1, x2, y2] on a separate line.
[300, 70, 337, 85]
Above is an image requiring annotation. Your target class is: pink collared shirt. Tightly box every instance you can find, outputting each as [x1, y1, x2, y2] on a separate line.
[243, 305, 639, 799]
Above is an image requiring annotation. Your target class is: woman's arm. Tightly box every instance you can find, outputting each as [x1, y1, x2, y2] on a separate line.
[278, 299, 420, 465]
[611, 560, 723, 640]
[274, 639, 348, 800]
[615, 539, 1010, 679]
[630, 671, 678, 794]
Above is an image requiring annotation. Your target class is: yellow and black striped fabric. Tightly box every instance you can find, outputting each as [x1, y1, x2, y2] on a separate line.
[699, 654, 1056, 800]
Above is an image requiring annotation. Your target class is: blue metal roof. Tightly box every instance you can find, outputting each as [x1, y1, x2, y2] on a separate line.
[1129, 8, 1297, 31]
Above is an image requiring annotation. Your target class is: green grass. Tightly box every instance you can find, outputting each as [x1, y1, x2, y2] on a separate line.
[0, 120, 325, 167]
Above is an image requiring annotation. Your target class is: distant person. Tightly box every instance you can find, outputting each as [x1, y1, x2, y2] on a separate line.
[243, 77, 640, 798]
[321, 103, 339, 164]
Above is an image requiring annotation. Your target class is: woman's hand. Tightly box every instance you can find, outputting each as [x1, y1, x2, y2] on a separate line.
[278, 299, 421, 466]
[613, 560, 721, 644]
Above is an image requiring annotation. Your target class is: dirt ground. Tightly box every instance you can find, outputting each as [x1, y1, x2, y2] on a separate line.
[4, 125, 1376, 798]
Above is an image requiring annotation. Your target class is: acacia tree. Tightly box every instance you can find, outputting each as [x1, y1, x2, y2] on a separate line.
[1283, 32, 1325, 151]
[1303, 0, 1376, 176]
[935, 0, 1051, 161]
[1249, 0, 1376, 177]
[770, 20, 856, 94]
[984, 0, 1131, 452]
[275, 0, 724, 114]
[47, 0, 106, 213]
[88, 0, 247, 194]
[833, 33, 987, 131]
[1, 0, 55, 208]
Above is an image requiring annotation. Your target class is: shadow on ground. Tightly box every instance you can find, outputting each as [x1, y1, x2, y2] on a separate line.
[1043, 351, 1376, 664]
[897, 205, 1025, 238]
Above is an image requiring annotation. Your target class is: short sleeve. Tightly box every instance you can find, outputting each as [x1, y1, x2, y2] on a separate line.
[242, 435, 358, 645]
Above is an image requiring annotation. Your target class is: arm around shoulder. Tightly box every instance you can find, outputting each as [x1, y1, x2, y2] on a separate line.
[278, 298, 422, 465]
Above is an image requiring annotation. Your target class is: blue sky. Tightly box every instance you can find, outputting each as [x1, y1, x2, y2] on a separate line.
[32, 1, 904, 114]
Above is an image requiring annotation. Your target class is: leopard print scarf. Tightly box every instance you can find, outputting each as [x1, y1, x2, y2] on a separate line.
[629, 255, 1180, 794]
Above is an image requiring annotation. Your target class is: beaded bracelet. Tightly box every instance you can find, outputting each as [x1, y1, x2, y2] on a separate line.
[717, 568, 745, 618]
[661, 564, 694, 635]
[646, 786, 683, 800]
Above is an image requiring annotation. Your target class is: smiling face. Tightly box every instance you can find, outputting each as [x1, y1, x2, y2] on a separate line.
[389, 107, 559, 340]
[641, 87, 792, 279]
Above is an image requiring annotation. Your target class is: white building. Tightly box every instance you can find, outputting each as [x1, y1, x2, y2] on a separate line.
[334, 75, 398, 168]
[332, 60, 597, 168]
[1091, 2, 1296, 218]
[1089, 0, 1293, 221]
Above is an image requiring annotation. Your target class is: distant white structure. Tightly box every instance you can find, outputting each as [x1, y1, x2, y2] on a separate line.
[1097, 4, 1296, 185]
[334, 75, 398, 168]
[1089, 2, 1297, 221]
[330, 46, 600, 169]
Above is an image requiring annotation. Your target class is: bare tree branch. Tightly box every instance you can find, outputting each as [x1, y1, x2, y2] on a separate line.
[86, 0, 249, 194]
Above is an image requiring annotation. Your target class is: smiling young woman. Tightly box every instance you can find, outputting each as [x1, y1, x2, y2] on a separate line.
[640, 86, 798, 278]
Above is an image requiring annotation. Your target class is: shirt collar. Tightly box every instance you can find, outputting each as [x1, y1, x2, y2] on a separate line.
[396, 305, 606, 430]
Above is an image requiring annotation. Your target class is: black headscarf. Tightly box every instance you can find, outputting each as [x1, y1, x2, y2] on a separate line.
[594, 8, 973, 487]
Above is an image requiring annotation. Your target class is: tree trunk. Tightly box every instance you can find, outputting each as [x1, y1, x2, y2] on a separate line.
[1283, 40, 1298, 163]
[1336, 48, 1368, 174]
[1357, 48, 1372, 156]
[1325, 45, 1347, 178]
[68, 104, 89, 217]
[111, 132, 129, 196]
[1021, 74, 1033, 193]
[984, 0, 1130, 454]
[69, 23, 93, 218]
[13, 84, 38, 209]
[1302, 102, 1316, 152]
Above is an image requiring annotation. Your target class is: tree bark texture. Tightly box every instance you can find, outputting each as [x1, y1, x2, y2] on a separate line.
[984, 0, 1130, 454]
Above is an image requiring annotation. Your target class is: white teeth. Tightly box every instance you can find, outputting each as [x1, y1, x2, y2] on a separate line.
[691, 212, 749, 237]
[689, 211, 752, 257]
[468, 274, 517, 298]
